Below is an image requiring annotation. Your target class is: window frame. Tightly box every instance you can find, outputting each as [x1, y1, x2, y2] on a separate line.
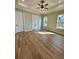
[56, 14, 64, 29]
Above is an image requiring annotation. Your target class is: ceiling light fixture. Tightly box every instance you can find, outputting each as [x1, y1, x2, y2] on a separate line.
[37, 0, 48, 12]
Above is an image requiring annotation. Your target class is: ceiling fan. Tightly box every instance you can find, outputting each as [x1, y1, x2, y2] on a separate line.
[37, 0, 48, 11]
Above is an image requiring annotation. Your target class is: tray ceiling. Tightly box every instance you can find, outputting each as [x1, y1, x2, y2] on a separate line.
[16, 0, 64, 15]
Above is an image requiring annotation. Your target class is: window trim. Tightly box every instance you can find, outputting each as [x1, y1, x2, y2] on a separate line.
[56, 14, 64, 29]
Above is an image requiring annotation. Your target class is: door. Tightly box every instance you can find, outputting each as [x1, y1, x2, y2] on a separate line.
[15, 10, 23, 33]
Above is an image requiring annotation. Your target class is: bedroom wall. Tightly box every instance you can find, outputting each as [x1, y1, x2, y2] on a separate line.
[43, 10, 64, 35]
[15, 8, 41, 33]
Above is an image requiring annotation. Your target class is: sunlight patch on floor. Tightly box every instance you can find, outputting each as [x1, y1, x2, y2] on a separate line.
[37, 31, 55, 34]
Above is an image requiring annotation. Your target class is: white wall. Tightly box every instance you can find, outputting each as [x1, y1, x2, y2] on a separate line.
[15, 9, 41, 33]
[23, 11, 32, 31]
[43, 10, 64, 35]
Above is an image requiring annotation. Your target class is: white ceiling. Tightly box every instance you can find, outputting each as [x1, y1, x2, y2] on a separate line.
[15, 0, 64, 15]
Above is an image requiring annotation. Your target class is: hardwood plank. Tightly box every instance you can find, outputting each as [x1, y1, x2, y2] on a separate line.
[15, 31, 64, 59]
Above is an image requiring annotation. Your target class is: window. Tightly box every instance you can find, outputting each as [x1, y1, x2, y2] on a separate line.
[56, 14, 64, 29]
[43, 16, 48, 26]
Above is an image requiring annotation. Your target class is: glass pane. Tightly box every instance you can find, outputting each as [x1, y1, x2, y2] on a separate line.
[56, 14, 64, 29]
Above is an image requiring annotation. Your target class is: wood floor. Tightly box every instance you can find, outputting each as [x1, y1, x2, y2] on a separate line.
[15, 31, 64, 59]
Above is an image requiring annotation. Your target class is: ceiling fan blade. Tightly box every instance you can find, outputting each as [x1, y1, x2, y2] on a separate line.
[45, 8, 48, 9]
[41, 0, 44, 3]
[45, 4, 48, 6]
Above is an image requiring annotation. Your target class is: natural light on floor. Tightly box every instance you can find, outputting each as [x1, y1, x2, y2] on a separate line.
[37, 32, 54, 34]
